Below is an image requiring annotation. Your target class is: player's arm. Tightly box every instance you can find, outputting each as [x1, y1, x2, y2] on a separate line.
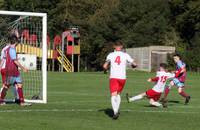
[126, 54, 137, 68]
[175, 65, 186, 78]
[147, 71, 159, 82]
[0, 60, 2, 71]
[103, 53, 111, 70]
[131, 61, 137, 68]
[0, 51, 4, 70]
[10, 48, 28, 72]
[166, 72, 175, 79]
[14, 60, 28, 72]
[103, 61, 110, 70]
[147, 77, 159, 82]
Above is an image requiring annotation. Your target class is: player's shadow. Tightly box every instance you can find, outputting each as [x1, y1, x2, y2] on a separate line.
[168, 100, 180, 104]
[144, 100, 180, 107]
[144, 105, 159, 108]
[167, 100, 180, 106]
[4, 99, 20, 105]
[98, 108, 113, 118]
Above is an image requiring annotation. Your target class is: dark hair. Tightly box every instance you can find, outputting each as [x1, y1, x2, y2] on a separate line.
[114, 40, 123, 47]
[173, 53, 181, 59]
[8, 35, 18, 44]
[160, 63, 167, 69]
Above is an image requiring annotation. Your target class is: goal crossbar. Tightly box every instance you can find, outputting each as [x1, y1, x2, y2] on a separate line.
[0, 10, 46, 17]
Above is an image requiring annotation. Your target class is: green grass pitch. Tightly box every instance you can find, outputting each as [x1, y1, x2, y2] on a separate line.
[0, 71, 200, 130]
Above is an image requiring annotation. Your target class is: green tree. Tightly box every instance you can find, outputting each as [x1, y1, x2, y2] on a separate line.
[1, 0, 199, 71]
[169, 0, 200, 70]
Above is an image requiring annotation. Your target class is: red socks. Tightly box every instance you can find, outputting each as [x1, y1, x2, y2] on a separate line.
[1, 87, 25, 103]
[179, 91, 188, 98]
[17, 87, 24, 103]
[164, 87, 170, 98]
[0, 87, 8, 101]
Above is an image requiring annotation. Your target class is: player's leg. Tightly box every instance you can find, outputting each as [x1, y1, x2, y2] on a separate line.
[127, 89, 157, 103]
[12, 84, 20, 104]
[0, 84, 8, 100]
[109, 79, 120, 119]
[11, 76, 31, 106]
[115, 79, 126, 115]
[170, 78, 191, 104]
[0, 69, 9, 104]
[164, 80, 174, 98]
[161, 80, 174, 102]
[144, 89, 164, 107]
[15, 83, 24, 104]
[0, 84, 9, 105]
[149, 98, 162, 107]
[177, 86, 191, 105]
[149, 90, 164, 107]
[127, 92, 146, 102]
[111, 91, 119, 119]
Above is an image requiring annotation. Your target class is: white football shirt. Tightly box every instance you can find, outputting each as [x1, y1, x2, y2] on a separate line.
[106, 51, 134, 79]
[0, 45, 10, 69]
[152, 71, 175, 93]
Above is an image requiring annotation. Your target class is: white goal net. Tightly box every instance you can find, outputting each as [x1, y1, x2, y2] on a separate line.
[0, 11, 47, 103]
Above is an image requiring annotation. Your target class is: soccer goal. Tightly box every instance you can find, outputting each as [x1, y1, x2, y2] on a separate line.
[0, 10, 47, 103]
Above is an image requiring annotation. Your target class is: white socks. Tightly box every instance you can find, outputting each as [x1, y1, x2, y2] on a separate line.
[128, 94, 163, 107]
[111, 95, 121, 114]
[116, 95, 121, 112]
[150, 101, 162, 107]
[129, 94, 143, 102]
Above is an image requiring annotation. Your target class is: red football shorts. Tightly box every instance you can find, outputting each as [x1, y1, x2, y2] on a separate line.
[1, 69, 6, 84]
[109, 78, 126, 94]
[146, 89, 161, 101]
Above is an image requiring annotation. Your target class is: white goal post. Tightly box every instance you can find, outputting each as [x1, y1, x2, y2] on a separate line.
[0, 10, 47, 103]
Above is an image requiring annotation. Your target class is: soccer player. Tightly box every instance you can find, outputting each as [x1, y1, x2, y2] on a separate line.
[0, 43, 10, 105]
[0, 42, 19, 105]
[0, 30, 21, 105]
[103, 41, 137, 120]
[126, 63, 175, 107]
[161, 54, 190, 104]
[4, 35, 31, 106]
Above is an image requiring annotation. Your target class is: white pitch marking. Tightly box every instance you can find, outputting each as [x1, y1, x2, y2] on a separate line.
[0, 109, 198, 114]
[48, 101, 200, 108]
[49, 91, 107, 96]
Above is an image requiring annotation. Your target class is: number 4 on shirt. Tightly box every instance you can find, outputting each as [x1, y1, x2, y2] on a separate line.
[115, 56, 121, 65]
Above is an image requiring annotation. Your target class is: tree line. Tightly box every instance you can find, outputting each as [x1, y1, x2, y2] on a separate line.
[0, 0, 199, 71]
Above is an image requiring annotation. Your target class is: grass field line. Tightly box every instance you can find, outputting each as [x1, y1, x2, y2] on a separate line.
[0, 109, 198, 114]
[49, 91, 107, 96]
[49, 101, 200, 107]
[49, 92, 199, 100]
[49, 100, 199, 103]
